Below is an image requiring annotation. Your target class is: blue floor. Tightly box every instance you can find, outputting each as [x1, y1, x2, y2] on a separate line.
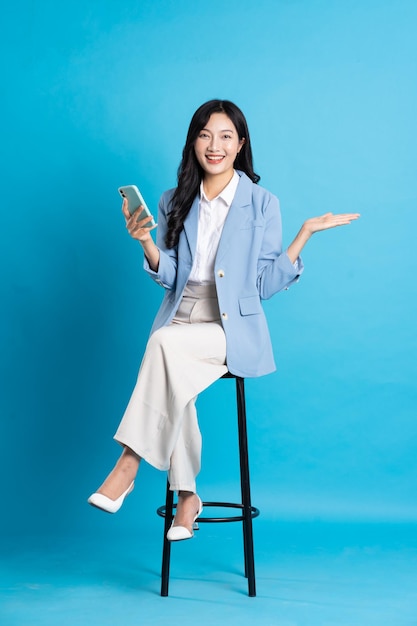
[2, 519, 417, 625]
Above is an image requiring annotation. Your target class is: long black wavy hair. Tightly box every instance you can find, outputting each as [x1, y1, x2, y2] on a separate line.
[165, 99, 260, 249]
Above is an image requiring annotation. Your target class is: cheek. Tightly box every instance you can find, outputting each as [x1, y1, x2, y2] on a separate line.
[229, 141, 241, 155]
[194, 149, 204, 165]
[194, 141, 204, 158]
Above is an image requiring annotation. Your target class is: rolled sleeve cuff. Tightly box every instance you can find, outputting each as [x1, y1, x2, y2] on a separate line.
[284, 251, 304, 287]
[292, 255, 303, 276]
[143, 249, 176, 289]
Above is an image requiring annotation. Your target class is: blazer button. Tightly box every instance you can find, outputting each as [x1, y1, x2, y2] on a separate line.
[217, 269, 225, 278]
[221, 312, 228, 320]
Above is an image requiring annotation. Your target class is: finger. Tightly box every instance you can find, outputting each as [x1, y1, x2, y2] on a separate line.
[130, 222, 158, 236]
[135, 214, 156, 227]
[132, 204, 144, 219]
[331, 218, 359, 227]
[334, 216, 360, 225]
[333, 213, 360, 219]
[332, 219, 356, 227]
[326, 213, 359, 222]
[122, 199, 130, 219]
[126, 210, 144, 229]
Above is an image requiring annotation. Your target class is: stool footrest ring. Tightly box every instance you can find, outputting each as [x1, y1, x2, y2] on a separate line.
[157, 501, 260, 523]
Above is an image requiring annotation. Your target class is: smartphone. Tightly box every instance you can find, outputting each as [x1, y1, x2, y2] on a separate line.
[118, 185, 156, 227]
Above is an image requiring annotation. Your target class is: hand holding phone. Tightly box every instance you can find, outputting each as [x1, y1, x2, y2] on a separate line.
[118, 185, 157, 228]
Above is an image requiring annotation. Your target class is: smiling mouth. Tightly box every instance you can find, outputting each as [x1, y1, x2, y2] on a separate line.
[206, 155, 225, 164]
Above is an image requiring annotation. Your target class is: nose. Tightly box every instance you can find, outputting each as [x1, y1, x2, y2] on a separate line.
[208, 135, 220, 151]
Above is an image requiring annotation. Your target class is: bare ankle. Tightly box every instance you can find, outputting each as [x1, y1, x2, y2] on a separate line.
[96, 448, 140, 499]
[117, 447, 141, 471]
[178, 490, 194, 498]
[122, 446, 141, 461]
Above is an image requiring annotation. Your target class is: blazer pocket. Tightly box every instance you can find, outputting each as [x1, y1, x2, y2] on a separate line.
[239, 219, 264, 230]
[239, 295, 262, 316]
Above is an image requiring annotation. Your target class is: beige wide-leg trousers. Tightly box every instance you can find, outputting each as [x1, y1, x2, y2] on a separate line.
[114, 283, 228, 493]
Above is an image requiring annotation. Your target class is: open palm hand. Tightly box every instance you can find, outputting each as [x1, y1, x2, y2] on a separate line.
[304, 212, 360, 235]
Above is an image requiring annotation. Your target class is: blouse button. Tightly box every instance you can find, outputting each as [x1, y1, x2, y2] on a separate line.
[217, 269, 225, 278]
[221, 312, 228, 320]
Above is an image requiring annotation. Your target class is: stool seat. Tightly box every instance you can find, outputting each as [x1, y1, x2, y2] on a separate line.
[157, 374, 259, 596]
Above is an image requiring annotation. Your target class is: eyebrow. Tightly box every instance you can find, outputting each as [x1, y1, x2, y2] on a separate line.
[201, 128, 235, 133]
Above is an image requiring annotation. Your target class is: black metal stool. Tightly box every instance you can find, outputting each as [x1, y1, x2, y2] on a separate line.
[157, 373, 260, 597]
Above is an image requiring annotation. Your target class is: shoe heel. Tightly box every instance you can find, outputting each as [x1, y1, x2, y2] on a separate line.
[193, 521, 200, 531]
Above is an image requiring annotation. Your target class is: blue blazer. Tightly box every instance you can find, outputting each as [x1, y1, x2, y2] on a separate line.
[144, 171, 303, 377]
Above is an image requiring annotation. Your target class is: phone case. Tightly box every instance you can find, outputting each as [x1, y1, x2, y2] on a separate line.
[118, 185, 156, 227]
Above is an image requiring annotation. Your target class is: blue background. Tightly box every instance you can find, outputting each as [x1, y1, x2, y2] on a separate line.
[1, 0, 416, 545]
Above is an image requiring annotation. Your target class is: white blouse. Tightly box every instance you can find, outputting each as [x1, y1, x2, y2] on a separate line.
[188, 170, 301, 284]
[188, 170, 239, 284]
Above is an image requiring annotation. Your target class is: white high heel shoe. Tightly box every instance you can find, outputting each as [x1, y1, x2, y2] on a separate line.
[88, 481, 134, 514]
[166, 495, 203, 541]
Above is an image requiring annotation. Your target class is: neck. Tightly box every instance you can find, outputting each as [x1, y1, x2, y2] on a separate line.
[202, 170, 234, 201]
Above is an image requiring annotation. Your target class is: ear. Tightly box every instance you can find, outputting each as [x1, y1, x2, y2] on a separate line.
[237, 137, 246, 153]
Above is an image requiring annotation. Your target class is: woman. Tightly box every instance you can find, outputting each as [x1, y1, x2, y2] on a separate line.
[88, 100, 359, 540]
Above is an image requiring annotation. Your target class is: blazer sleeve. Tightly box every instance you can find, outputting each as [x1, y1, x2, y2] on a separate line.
[143, 190, 178, 290]
[256, 193, 304, 299]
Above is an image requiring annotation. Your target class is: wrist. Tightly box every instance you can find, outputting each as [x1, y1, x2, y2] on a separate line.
[138, 234, 153, 246]
[300, 222, 313, 239]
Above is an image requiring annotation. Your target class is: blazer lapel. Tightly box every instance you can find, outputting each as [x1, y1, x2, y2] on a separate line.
[182, 195, 200, 261]
[216, 172, 253, 263]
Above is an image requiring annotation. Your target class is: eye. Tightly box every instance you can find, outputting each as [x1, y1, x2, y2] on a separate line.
[222, 134, 232, 140]
[198, 132, 210, 139]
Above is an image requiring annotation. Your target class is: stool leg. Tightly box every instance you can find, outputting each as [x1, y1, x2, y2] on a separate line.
[161, 480, 174, 596]
[236, 377, 256, 597]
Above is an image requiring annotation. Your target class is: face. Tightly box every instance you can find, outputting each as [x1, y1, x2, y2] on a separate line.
[194, 112, 245, 179]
